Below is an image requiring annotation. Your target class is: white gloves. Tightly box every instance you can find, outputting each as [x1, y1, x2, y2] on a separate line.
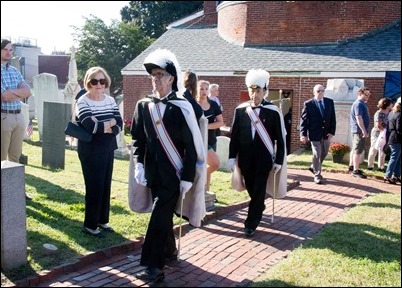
[134, 163, 147, 186]
[180, 180, 193, 199]
[272, 164, 282, 174]
[228, 158, 236, 172]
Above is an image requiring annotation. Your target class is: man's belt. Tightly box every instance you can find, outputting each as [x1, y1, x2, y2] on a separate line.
[1, 109, 21, 114]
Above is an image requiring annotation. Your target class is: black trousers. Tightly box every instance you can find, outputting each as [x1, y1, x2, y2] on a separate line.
[242, 169, 269, 231]
[79, 150, 114, 230]
[140, 171, 180, 269]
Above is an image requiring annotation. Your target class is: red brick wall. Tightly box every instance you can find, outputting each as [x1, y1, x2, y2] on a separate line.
[218, 1, 401, 45]
[124, 74, 385, 154]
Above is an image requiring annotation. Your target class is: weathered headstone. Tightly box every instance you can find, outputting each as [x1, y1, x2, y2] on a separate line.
[42, 102, 70, 169]
[33, 73, 60, 140]
[325, 78, 364, 147]
[114, 95, 129, 158]
[216, 136, 230, 172]
[1, 161, 27, 270]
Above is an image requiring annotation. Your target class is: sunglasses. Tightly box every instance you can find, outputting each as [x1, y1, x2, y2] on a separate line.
[149, 72, 171, 79]
[90, 78, 106, 86]
[316, 89, 325, 93]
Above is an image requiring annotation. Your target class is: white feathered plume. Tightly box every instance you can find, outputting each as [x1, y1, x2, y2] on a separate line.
[245, 69, 270, 89]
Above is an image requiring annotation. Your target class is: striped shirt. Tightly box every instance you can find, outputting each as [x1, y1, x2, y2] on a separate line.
[75, 94, 123, 153]
[1, 63, 30, 110]
[75, 94, 122, 134]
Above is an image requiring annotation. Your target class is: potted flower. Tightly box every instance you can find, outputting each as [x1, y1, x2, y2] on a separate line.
[329, 142, 351, 163]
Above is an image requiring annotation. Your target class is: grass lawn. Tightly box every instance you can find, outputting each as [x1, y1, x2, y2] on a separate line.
[1, 125, 400, 286]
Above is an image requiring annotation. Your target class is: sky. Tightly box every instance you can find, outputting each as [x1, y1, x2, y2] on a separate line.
[1, 1, 130, 55]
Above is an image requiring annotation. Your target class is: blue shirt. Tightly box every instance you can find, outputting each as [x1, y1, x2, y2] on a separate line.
[350, 99, 370, 133]
[1, 63, 30, 110]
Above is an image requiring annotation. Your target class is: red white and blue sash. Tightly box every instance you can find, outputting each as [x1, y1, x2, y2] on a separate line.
[149, 102, 183, 178]
[246, 105, 275, 158]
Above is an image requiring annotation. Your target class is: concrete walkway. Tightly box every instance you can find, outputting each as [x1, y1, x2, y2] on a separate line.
[19, 169, 400, 287]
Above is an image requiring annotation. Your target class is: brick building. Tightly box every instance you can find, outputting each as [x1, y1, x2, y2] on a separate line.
[121, 1, 401, 153]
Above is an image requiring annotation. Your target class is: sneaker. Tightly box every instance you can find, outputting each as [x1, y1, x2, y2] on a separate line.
[314, 176, 322, 184]
[352, 170, 367, 179]
[25, 193, 33, 200]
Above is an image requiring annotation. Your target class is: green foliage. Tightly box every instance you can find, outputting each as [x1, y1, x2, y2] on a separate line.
[121, 1, 204, 38]
[72, 16, 153, 95]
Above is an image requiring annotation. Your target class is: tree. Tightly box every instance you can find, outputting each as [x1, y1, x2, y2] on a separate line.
[72, 16, 153, 96]
[121, 1, 203, 38]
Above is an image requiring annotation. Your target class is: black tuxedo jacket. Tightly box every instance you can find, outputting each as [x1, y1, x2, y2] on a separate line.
[300, 97, 336, 141]
[229, 102, 285, 174]
[130, 93, 197, 186]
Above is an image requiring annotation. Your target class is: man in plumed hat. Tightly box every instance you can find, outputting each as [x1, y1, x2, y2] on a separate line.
[228, 69, 287, 237]
[129, 49, 206, 281]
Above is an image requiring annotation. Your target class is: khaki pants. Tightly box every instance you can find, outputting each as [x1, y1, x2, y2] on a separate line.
[1, 112, 25, 163]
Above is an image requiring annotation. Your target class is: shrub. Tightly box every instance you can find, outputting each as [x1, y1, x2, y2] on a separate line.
[329, 142, 351, 156]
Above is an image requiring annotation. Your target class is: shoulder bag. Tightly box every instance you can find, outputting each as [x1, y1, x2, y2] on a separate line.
[64, 101, 92, 143]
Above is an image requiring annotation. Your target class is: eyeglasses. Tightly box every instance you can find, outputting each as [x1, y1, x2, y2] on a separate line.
[364, 92, 371, 96]
[90, 79, 106, 86]
[149, 72, 171, 79]
[316, 89, 325, 93]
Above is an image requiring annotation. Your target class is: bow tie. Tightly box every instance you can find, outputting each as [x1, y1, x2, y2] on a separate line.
[152, 97, 168, 104]
[251, 105, 263, 110]
[151, 93, 176, 104]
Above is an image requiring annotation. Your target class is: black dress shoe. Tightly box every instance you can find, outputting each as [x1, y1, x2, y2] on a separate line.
[135, 267, 165, 281]
[308, 167, 314, 174]
[98, 224, 114, 232]
[81, 227, 105, 238]
[244, 228, 255, 237]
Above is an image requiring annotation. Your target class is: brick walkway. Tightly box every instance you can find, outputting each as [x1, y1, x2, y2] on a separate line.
[20, 169, 400, 287]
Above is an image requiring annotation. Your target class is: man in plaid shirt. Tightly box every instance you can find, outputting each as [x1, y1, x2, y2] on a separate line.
[1, 39, 32, 199]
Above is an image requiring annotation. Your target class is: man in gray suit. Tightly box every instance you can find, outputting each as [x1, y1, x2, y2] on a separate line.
[300, 84, 336, 184]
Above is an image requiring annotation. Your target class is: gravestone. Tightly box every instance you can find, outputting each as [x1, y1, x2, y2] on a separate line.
[325, 78, 364, 147]
[114, 95, 129, 158]
[216, 136, 230, 172]
[33, 73, 59, 140]
[42, 102, 70, 169]
[1, 161, 27, 270]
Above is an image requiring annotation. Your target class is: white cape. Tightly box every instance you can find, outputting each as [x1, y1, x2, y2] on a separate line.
[231, 102, 288, 199]
[128, 98, 207, 227]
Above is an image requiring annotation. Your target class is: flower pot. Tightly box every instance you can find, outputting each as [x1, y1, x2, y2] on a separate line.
[332, 154, 344, 163]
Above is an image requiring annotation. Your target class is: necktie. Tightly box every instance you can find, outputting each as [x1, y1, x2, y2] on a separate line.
[318, 100, 325, 116]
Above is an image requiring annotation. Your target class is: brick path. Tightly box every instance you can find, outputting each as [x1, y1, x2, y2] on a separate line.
[19, 169, 400, 287]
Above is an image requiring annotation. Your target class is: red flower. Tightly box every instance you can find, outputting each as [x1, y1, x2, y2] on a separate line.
[329, 142, 351, 156]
